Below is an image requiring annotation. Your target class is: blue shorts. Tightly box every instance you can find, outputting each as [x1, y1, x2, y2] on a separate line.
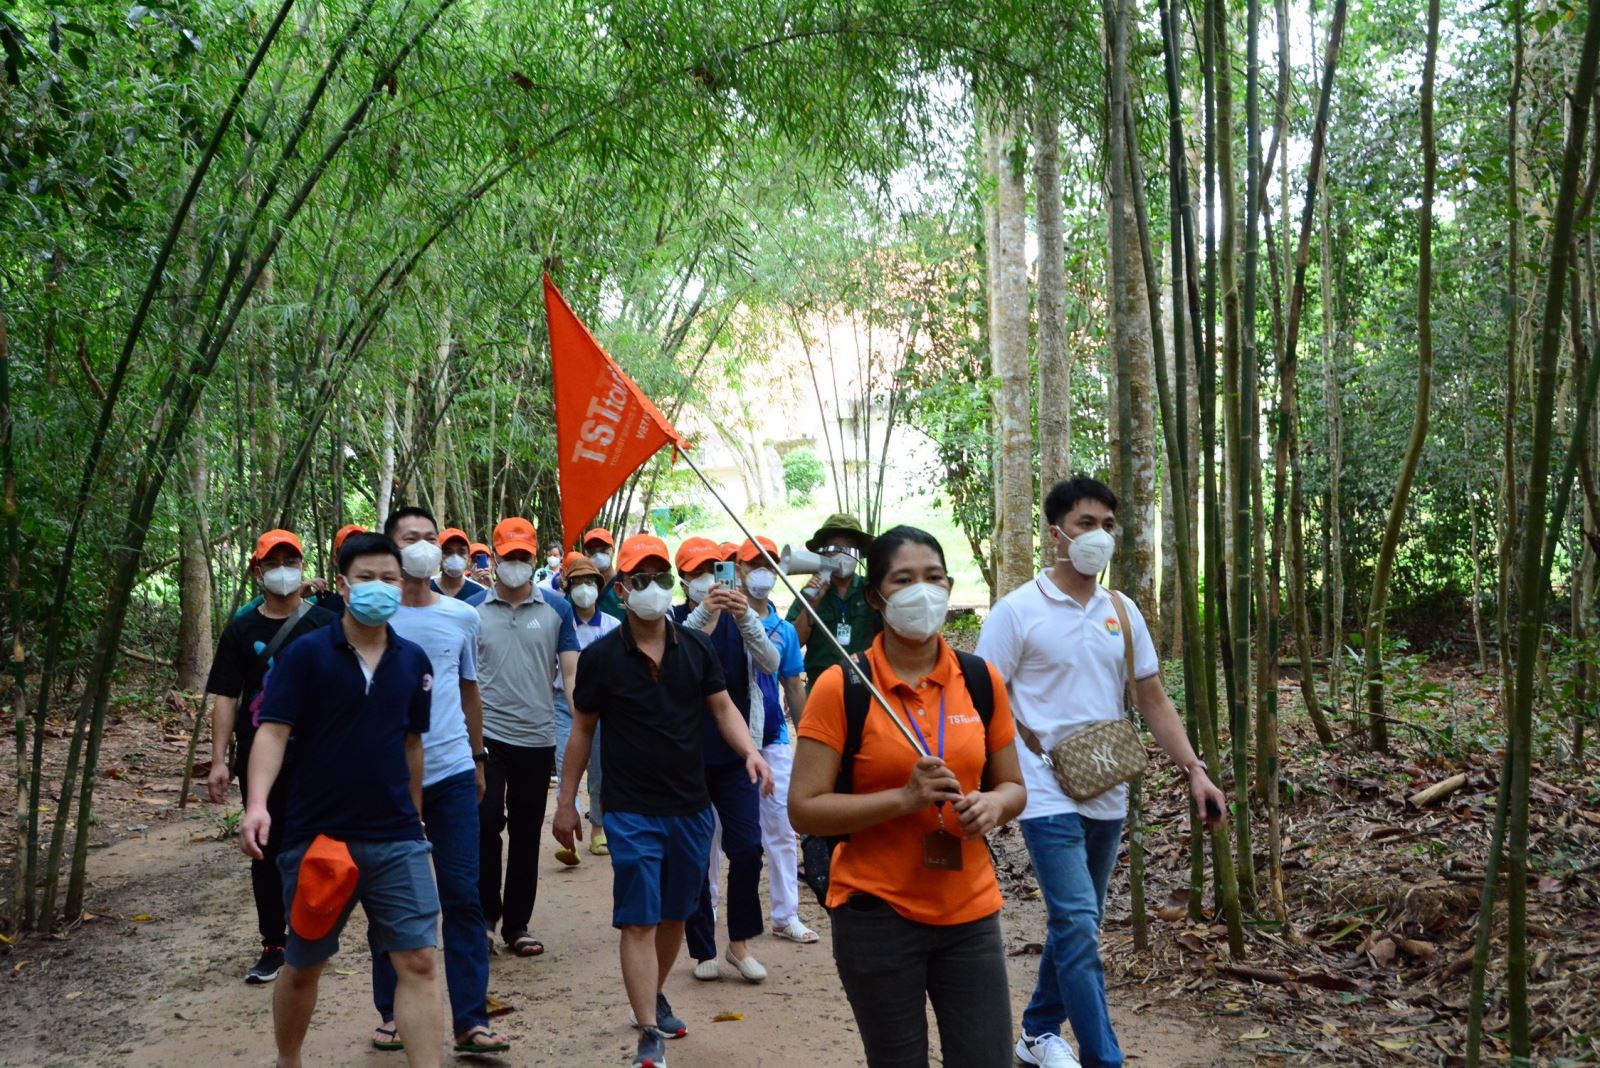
[603, 808, 715, 928]
[278, 837, 440, 969]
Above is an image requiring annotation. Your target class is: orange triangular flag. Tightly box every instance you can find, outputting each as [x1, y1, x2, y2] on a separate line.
[545, 274, 686, 547]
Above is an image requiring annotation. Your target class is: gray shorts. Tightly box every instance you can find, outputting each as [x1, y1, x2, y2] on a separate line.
[278, 837, 439, 969]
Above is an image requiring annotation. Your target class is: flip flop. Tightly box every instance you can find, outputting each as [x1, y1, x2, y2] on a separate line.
[511, 934, 545, 957]
[371, 1024, 403, 1052]
[554, 846, 580, 866]
[454, 1025, 511, 1053]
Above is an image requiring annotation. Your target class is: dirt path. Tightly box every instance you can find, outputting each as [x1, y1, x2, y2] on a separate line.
[0, 801, 1236, 1067]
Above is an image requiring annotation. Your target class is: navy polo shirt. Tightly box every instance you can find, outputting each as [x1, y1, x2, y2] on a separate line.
[257, 621, 433, 848]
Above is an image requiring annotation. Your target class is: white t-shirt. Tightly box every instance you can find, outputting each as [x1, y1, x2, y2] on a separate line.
[391, 596, 480, 788]
[974, 573, 1159, 821]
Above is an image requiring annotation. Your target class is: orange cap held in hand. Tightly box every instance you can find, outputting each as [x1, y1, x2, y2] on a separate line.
[290, 835, 359, 942]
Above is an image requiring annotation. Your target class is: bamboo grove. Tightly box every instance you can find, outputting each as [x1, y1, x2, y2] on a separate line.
[4, 0, 1599, 1060]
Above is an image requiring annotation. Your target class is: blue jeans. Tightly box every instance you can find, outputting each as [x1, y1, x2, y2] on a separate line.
[371, 770, 487, 1038]
[1020, 813, 1124, 1068]
[685, 760, 764, 961]
[553, 694, 602, 825]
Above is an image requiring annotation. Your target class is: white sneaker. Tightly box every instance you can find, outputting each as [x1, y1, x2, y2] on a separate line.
[724, 947, 767, 983]
[692, 959, 720, 981]
[1015, 1032, 1082, 1068]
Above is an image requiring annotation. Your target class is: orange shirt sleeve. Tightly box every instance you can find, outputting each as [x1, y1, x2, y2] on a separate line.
[797, 664, 848, 754]
[984, 660, 1016, 753]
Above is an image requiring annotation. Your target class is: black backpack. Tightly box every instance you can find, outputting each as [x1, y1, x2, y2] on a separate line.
[798, 650, 997, 909]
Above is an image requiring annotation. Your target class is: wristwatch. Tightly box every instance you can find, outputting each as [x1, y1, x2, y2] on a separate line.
[1181, 758, 1208, 779]
[473, 750, 488, 763]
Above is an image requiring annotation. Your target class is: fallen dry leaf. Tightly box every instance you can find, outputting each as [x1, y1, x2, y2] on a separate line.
[711, 1012, 745, 1022]
[1240, 1028, 1270, 1041]
[131, 914, 155, 923]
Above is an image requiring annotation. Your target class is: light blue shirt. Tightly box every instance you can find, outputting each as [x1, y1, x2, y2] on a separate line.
[391, 596, 480, 787]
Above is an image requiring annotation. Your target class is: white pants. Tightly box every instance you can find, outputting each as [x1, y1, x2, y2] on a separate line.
[757, 739, 800, 927]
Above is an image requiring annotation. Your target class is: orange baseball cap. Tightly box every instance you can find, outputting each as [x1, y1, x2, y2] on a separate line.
[737, 536, 780, 565]
[439, 527, 471, 550]
[251, 529, 304, 564]
[493, 517, 539, 557]
[617, 533, 671, 574]
[290, 834, 359, 941]
[582, 527, 616, 549]
[332, 524, 366, 554]
[675, 536, 722, 574]
[469, 542, 490, 558]
[719, 542, 739, 561]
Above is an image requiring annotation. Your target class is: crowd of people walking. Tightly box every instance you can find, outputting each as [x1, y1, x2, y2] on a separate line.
[206, 477, 1226, 1068]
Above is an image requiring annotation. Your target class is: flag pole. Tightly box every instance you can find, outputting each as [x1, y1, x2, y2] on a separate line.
[672, 447, 928, 758]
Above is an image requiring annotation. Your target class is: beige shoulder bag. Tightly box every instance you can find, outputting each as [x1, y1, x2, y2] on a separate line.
[1015, 587, 1149, 802]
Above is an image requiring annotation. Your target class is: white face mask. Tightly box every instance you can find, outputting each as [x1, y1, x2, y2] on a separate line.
[833, 553, 858, 578]
[744, 568, 777, 599]
[685, 574, 714, 603]
[547, 554, 562, 570]
[1058, 526, 1116, 577]
[626, 581, 673, 621]
[261, 565, 303, 597]
[590, 551, 613, 572]
[882, 582, 950, 642]
[569, 583, 600, 609]
[400, 539, 442, 579]
[441, 554, 468, 578]
[496, 560, 534, 589]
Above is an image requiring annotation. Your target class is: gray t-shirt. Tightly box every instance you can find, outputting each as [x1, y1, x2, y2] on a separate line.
[476, 585, 580, 748]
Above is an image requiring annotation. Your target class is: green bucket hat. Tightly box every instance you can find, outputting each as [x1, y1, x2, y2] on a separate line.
[806, 513, 875, 553]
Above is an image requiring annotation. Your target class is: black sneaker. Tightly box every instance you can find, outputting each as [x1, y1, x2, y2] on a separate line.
[245, 945, 284, 984]
[633, 1025, 667, 1068]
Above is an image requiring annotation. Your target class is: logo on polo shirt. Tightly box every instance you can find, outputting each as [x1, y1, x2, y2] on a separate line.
[525, 618, 542, 629]
[1105, 617, 1121, 636]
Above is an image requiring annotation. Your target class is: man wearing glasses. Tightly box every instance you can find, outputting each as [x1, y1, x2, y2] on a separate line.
[785, 513, 875, 692]
[552, 533, 774, 1068]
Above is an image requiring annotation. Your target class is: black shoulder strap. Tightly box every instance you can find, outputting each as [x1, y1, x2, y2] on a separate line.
[954, 650, 995, 726]
[257, 601, 313, 672]
[835, 653, 875, 795]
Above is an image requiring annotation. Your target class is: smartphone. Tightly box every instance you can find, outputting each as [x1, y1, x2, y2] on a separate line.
[713, 560, 738, 590]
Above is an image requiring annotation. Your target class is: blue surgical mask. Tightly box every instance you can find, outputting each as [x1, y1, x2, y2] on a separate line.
[346, 580, 401, 625]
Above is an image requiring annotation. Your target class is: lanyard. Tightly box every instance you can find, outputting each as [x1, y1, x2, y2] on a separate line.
[900, 694, 946, 760]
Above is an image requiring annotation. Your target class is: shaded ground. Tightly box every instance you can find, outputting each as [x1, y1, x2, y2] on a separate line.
[7, 656, 1594, 1065]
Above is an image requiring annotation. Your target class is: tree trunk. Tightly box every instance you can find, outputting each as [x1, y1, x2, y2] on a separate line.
[1035, 96, 1072, 560]
[377, 388, 397, 522]
[1218, 0, 1258, 907]
[175, 425, 213, 693]
[1363, 0, 1440, 752]
[993, 112, 1035, 597]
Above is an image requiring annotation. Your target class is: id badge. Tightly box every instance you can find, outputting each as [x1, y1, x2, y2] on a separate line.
[835, 622, 853, 647]
[922, 830, 964, 871]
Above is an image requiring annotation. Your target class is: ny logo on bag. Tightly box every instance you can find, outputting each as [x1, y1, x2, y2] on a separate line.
[1089, 744, 1117, 775]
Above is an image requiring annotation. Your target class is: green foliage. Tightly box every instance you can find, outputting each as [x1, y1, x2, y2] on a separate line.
[782, 447, 826, 505]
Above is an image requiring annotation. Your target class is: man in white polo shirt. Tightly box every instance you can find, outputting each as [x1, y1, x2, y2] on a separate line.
[976, 477, 1225, 1068]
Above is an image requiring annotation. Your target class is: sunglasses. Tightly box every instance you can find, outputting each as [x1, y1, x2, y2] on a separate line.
[817, 545, 859, 558]
[624, 571, 675, 592]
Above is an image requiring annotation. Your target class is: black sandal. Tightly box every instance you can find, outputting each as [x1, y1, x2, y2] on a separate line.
[371, 1024, 403, 1052]
[454, 1025, 510, 1053]
[510, 934, 545, 957]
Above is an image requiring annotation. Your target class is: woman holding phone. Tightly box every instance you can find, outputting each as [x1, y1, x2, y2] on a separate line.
[789, 525, 1026, 1068]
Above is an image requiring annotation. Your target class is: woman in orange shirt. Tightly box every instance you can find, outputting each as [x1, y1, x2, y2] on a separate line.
[789, 525, 1026, 1068]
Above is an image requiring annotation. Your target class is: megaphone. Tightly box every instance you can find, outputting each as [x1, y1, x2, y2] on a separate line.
[779, 545, 846, 579]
